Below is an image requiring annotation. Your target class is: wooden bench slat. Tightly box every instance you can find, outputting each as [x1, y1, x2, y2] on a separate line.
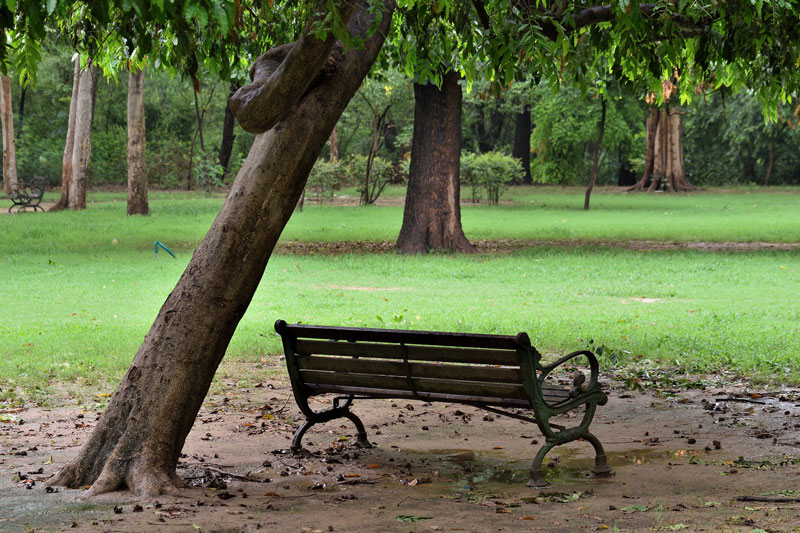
[297, 355, 523, 384]
[283, 323, 520, 350]
[306, 384, 534, 407]
[299, 370, 530, 400]
[295, 339, 520, 366]
[304, 384, 570, 406]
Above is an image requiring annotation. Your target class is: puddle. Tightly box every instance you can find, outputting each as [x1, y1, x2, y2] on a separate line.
[400, 446, 717, 488]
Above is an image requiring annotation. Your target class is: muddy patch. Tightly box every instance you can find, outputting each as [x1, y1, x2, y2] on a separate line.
[2, 369, 800, 532]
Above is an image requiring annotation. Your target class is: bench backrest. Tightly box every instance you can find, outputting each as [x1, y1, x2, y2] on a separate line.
[275, 320, 546, 408]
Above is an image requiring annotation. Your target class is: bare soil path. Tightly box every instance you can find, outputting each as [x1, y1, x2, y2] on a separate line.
[2, 364, 800, 532]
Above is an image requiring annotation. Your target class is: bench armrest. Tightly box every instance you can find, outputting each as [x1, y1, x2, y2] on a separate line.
[538, 349, 600, 397]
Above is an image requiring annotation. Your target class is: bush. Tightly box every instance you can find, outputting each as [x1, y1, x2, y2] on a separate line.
[460, 152, 481, 203]
[346, 153, 393, 205]
[307, 160, 344, 203]
[192, 153, 225, 193]
[462, 151, 522, 205]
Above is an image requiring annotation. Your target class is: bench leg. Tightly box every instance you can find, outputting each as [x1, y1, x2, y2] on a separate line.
[527, 440, 556, 488]
[342, 410, 372, 448]
[584, 431, 613, 477]
[289, 407, 372, 454]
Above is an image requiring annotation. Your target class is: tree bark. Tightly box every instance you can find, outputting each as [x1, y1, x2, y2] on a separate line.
[584, 97, 606, 210]
[627, 105, 693, 192]
[763, 131, 774, 186]
[127, 68, 148, 216]
[17, 74, 26, 140]
[512, 105, 532, 184]
[68, 62, 97, 210]
[329, 125, 339, 162]
[0, 75, 18, 195]
[47, 0, 395, 498]
[218, 82, 239, 176]
[396, 71, 473, 254]
[51, 58, 81, 211]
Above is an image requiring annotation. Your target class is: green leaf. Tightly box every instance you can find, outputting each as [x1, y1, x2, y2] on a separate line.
[621, 504, 648, 512]
[45, 0, 56, 15]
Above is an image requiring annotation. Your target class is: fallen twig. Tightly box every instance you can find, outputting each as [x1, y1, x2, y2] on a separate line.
[735, 496, 800, 503]
[714, 397, 767, 405]
[205, 466, 267, 483]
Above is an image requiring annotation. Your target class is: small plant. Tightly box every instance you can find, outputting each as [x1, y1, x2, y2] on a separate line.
[192, 153, 225, 193]
[307, 160, 344, 203]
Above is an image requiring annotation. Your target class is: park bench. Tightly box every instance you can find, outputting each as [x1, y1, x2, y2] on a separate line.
[7, 175, 46, 213]
[275, 319, 612, 487]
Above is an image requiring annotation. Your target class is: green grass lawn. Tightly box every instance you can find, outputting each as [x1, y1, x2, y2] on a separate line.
[2, 186, 799, 399]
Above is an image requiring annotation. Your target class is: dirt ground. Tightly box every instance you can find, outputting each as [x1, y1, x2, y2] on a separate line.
[2, 366, 800, 533]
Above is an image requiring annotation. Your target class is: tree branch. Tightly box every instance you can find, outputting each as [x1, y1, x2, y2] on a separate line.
[229, 0, 357, 133]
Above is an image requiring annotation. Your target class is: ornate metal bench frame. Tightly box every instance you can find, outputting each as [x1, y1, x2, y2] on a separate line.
[275, 319, 612, 487]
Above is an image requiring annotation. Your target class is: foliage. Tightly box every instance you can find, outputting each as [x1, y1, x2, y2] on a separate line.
[307, 160, 344, 203]
[192, 152, 225, 193]
[530, 83, 641, 186]
[684, 92, 800, 186]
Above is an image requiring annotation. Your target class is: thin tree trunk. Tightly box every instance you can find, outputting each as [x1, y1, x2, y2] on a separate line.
[18, 74, 27, 141]
[218, 82, 239, 176]
[194, 89, 205, 152]
[396, 71, 473, 254]
[68, 62, 96, 210]
[47, 0, 394, 497]
[0, 75, 18, 194]
[51, 58, 81, 211]
[127, 68, 148, 215]
[584, 97, 606, 210]
[512, 105, 532, 184]
[764, 132, 775, 186]
[329, 125, 339, 162]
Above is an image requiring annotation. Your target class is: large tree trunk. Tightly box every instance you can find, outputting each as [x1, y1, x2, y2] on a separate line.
[127, 68, 149, 216]
[67, 62, 97, 210]
[51, 59, 81, 211]
[47, 0, 394, 498]
[627, 105, 694, 192]
[512, 105, 532, 184]
[0, 75, 18, 194]
[218, 82, 239, 176]
[396, 71, 473, 254]
[584, 97, 606, 210]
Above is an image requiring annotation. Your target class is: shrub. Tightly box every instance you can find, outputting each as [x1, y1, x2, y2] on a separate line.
[192, 153, 225, 193]
[460, 152, 481, 203]
[307, 160, 344, 203]
[346, 153, 393, 205]
[465, 151, 522, 205]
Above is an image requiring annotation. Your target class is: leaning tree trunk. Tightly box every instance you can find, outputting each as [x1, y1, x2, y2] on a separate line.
[512, 105, 532, 184]
[396, 71, 473, 254]
[218, 81, 239, 176]
[627, 105, 694, 192]
[0, 75, 18, 195]
[51, 58, 81, 211]
[127, 68, 148, 216]
[68, 62, 97, 210]
[47, 0, 394, 498]
[584, 97, 606, 210]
